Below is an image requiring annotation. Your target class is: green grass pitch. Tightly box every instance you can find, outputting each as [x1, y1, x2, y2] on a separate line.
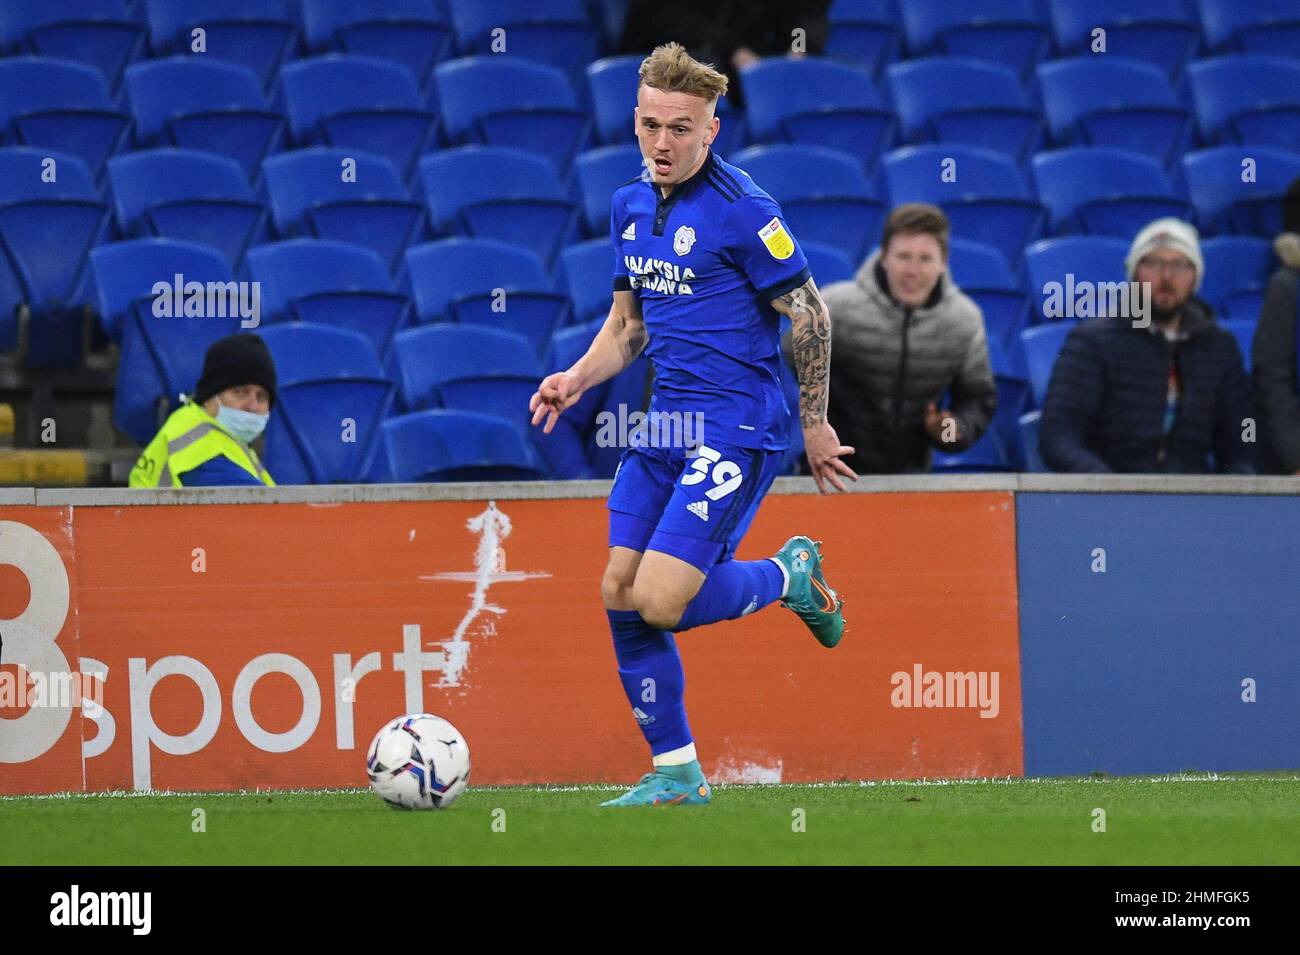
[4, 774, 1298, 866]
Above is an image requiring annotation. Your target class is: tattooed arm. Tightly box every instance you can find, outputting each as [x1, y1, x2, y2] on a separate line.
[530, 290, 645, 434]
[772, 277, 858, 493]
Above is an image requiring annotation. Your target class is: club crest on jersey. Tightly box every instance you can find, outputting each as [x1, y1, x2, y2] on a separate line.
[758, 216, 795, 260]
[673, 224, 696, 256]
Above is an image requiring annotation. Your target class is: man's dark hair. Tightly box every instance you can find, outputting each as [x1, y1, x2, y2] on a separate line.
[881, 203, 951, 258]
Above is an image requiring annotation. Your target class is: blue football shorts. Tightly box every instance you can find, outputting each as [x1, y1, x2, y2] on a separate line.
[607, 439, 785, 574]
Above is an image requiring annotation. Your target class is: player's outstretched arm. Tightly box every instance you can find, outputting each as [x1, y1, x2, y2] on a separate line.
[772, 277, 859, 493]
[529, 290, 646, 434]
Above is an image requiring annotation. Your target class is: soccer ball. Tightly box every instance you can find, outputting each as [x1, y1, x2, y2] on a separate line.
[365, 714, 470, 810]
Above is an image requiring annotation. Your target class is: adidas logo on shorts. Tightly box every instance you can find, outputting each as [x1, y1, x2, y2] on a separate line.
[686, 500, 709, 521]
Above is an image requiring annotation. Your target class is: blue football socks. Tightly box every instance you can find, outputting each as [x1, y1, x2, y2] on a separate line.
[674, 558, 786, 632]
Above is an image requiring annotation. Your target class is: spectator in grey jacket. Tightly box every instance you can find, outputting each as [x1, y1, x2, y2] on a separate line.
[1251, 178, 1300, 474]
[806, 203, 996, 474]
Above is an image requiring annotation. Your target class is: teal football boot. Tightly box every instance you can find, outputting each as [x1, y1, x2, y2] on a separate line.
[771, 535, 846, 648]
[600, 768, 713, 807]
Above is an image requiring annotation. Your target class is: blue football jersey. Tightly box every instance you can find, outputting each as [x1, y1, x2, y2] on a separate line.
[611, 149, 810, 451]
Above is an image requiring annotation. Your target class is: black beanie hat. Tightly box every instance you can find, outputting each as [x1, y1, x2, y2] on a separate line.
[193, 333, 277, 408]
[1283, 176, 1300, 236]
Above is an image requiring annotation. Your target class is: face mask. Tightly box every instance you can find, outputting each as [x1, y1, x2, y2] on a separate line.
[215, 400, 269, 444]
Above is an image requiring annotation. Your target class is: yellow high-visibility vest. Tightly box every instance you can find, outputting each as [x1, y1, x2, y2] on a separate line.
[129, 401, 275, 488]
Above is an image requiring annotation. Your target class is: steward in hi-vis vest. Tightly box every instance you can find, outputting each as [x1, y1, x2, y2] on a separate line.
[129, 333, 278, 488]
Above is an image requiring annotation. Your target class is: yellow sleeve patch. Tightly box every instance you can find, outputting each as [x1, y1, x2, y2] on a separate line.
[757, 216, 795, 261]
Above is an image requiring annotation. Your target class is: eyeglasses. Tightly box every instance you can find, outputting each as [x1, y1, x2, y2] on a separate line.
[1137, 258, 1195, 276]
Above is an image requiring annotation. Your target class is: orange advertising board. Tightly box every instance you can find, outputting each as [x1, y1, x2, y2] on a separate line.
[1, 491, 1022, 793]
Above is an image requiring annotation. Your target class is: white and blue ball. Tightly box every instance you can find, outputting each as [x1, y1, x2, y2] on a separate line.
[366, 714, 470, 810]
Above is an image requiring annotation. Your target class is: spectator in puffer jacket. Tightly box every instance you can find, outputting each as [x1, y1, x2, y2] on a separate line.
[1251, 178, 1300, 474]
[1041, 218, 1254, 474]
[797, 202, 996, 474]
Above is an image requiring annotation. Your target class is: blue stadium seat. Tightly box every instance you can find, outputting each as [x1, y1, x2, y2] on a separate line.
[740, 59, 894, 169]
[300, 0, 453, 88]
[585, 55, 746, 155]
[0, 57, 130, 179]
[801, 241, 857, 286]
[1199, 236, 1275, 315]
[0, 1, 145, 89]
[1021, 236, 1130, 322]
[260, 147, 424, 274]
[447, 0, 601, 81]
[1182, 146, 1300, 235]
[1021, 321, 1074, 407]
[125, 57, 284, 178]
[947, 237, 1014, 289]
[1047, 0, 1201, 79]
[278, 55, 437, 181]
[587, 350, 652, 477]
[1030, 147, 1193, 237]
[536, 316, 608, 478]
[258, 323, 395, 484]
[967, 288, 1032, 355]
[417, 146, 578, 267]
[1187, 56, 1300, 151]
[0, 147, 108, 366]
[143, 0, 297, 88]
[403, 238, 569, 351]
[115, 304, 247, 446]
[885, 57, 1041, 162]
[824, 0, 901, 76]
[947, 238, 1025, 350]
[382, 409, 545, 482]
[89, 236, 233, 341]
[391, 324, 539, 421]
[732, 144, 885, 263]
[244, 239, 412, 360]
[572, 145, 644, 237]
[89, 238, 239, 441]
[882, 144, 1045, 267]
[1035, 57, 1193, 166]
[899, 0, 1049, 78]
[589, 0, 628, 51]
[1019, 409, 1044, 472]
[930, 427, 1014, 472]
[1197, 0, 1300, 57]
[1219, 317, 1257, 373]
[585, 55, 643, 144]
[1221, 292, 1264, 328]
[108, 149, 266, 268]
[435, 57, 590, 172]
[558, 238, 616, 325]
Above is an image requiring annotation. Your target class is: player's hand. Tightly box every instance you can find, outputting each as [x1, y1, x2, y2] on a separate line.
[802, 420, 857, 494]
[529, 372, 585, 434]
[924, 403, 960, 446]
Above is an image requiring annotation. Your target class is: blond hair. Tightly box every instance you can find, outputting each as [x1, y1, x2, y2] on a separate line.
[638, 42, 728, 103]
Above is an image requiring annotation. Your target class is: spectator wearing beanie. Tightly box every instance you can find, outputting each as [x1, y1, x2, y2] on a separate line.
[128, 333, 278, 487]
[1040, 218, 1254, 474]
[1250, 177, 1300, 474]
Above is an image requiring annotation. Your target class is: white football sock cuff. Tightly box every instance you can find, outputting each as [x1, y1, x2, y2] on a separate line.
[652, 743, 698, 767]
[769, 557, 790, 598]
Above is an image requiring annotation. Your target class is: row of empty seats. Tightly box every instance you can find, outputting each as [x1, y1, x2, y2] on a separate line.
[0, 0, 626, 89]
[825, 0, 1300, 77]
[5, 50, 1300, 184]
[4, 136, 1292, 360]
